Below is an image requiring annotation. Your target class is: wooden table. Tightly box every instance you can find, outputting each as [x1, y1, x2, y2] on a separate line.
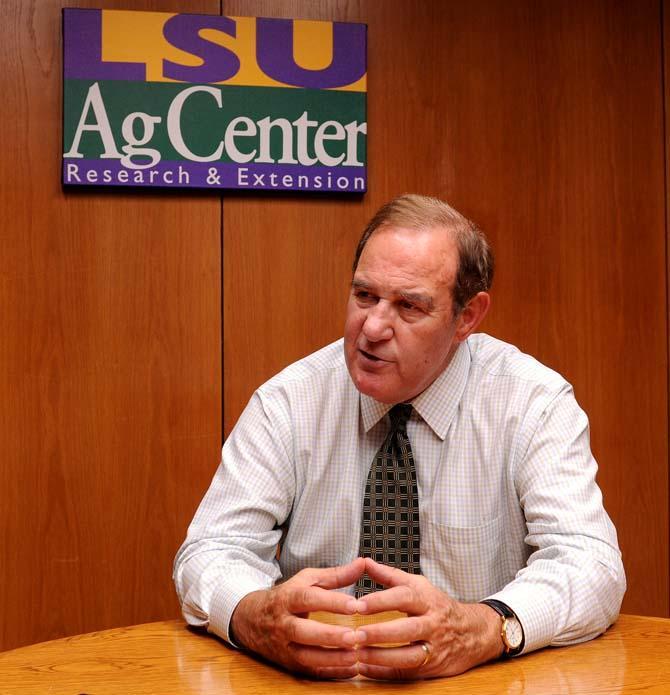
[1, 615, 669, 694]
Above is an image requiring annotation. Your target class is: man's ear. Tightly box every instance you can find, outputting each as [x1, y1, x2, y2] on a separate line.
[455, 292, 491, 342]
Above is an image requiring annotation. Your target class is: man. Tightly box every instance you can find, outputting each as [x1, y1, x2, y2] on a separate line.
[174, 194, 625, 680]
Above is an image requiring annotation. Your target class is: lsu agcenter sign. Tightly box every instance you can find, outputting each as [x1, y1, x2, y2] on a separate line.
[62, 9, 367, 192]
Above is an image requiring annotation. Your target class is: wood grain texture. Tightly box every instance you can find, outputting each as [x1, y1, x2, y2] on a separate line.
[221, 0, 669, 616]
[1, 0, 668, 655]
[1, 615, 669, 694]
[664, 0, 670, 625]
[0, 0, 222, 651]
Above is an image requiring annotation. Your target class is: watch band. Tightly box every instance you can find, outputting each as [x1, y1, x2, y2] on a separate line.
[480, 599, 525, 657]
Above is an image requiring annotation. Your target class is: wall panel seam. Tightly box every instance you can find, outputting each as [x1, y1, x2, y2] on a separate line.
[662, 0, 670, 617]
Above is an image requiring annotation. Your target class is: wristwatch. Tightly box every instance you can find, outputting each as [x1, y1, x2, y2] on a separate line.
[480, 599, 525, 657]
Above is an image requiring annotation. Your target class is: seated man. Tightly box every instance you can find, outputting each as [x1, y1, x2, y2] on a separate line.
[173, 194, 625, 680]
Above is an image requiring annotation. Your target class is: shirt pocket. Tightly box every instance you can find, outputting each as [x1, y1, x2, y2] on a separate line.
[422, 516, 505, 602]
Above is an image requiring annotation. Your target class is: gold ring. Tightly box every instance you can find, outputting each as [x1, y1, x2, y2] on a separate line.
[419, 641, 432, 667]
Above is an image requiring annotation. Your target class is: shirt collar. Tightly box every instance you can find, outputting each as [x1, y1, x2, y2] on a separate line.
[359, 340, 471, 439]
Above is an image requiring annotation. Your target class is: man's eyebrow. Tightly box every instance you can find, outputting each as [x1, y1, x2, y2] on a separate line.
[351, 279, 434, 309]
[400, 290, 434, 310]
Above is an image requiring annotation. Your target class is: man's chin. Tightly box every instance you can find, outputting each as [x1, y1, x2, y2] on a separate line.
[351, 370, 402, 404]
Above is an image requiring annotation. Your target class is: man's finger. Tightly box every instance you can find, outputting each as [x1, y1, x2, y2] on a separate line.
[313, 665, 360, 680]
[309, 557, 366, 590]
[363, 558, 417, 587]
[287, 616, 356, 647]
[288, 643, 359, 668]
[357, 585, 424, 615]
[355, 615, 424, 646]
[286, 585, 357, 614]
[356, 643, 428, 669]
[357, 662, 415, 681]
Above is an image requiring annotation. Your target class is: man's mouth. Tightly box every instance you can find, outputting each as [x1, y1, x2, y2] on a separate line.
[360, 348, 383, 362]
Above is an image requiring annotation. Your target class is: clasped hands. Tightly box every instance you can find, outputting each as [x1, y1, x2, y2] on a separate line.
[229, 557, 502, 680]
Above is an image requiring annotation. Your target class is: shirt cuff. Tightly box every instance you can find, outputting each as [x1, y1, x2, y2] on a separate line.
[208, 570, 274, 646]
[485, 584, 556, 655]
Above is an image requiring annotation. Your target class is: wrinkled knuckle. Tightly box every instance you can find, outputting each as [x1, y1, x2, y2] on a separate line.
[274, 581, 289, 597]
[296, 567, 314, 582]
[272, 586, 288, 609]
[299, 587, 313, 609]
[285, 625, 296, 644]
[282, 586, 302, 613]
[409, 618, 424, 641]
[278, 600, 293, 621]
[416, 576, 432, 594]
[288, 644, 308, 666]
[288, 643, 317, 672]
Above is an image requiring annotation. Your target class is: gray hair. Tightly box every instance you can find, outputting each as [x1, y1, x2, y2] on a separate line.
[352, 194, 494, 313]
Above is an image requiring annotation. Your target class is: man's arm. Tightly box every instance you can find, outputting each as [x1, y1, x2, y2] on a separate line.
[351, 386, 625, 679]
[485, 385, 626, 652]
[173, 389, 367, 678]
[173, 390, 294, 642]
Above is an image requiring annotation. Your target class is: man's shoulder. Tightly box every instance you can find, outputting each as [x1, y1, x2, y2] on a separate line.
[467, 333, 568, 392]
[258, 338, 348, 396]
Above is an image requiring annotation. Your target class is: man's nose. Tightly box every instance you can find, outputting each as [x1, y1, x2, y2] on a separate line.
[362, 302, 394, 342]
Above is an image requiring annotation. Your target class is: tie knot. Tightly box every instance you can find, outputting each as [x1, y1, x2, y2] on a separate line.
[389, 403, 412, 432]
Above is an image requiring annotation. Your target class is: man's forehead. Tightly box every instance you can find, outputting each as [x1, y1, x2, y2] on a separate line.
[367, 224, 457, 258]
[374, 222, 456, 242]
[357, 225, 457, 284]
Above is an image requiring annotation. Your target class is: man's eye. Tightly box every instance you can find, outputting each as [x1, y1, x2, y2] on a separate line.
[355, 290, 375, 302]
[400, 301, 418, 311]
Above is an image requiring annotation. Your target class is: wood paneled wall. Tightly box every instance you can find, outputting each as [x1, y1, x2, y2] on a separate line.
[0, 0, 222, 652]
[0, 0, 668, 653]
[223, 0, 669, 619]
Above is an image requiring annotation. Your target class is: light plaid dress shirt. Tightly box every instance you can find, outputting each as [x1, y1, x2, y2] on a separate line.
[174, 334, 625, 653]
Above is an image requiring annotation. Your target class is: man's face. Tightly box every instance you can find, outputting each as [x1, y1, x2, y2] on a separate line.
[344, 225, 464, 404]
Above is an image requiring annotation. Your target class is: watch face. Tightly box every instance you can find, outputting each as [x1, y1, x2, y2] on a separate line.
[504, 618, 523, 650]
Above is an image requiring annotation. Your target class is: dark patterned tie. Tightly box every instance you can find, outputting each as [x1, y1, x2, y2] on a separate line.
[356, 403, 421, 596]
